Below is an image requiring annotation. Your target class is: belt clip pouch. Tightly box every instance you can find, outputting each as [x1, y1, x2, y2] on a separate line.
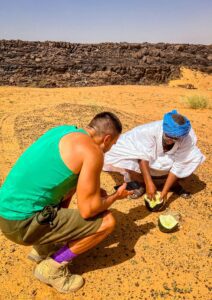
[36, 205, 58, 227]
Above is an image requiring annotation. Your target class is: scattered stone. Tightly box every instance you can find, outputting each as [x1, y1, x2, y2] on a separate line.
[177, 83, 196, 89]
[0, 40, 210, 87]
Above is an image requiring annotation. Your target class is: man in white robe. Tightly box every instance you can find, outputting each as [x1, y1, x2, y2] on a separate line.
[103, 110, 205, 201]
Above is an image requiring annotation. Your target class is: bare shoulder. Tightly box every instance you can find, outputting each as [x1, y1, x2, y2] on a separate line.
[63, 131, 101, 154]
[59, 131, 103, 173]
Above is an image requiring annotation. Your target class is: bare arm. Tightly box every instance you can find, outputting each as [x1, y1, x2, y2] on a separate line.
[139, 159, 157, 199]
[77, 147, 131, 219]
[140, 160, 178, 200]
[161, 172, 178, 200]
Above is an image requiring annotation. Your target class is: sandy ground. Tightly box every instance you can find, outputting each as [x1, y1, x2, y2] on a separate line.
[0, 69, 211, 299]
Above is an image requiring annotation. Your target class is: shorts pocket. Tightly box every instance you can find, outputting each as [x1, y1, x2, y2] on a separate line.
[22, 215, 51, 245]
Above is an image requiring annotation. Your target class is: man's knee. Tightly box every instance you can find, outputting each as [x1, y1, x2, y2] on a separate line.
[99, 211, 116, 234]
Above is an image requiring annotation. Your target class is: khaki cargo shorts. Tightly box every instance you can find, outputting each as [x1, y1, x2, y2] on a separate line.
[0, 208, 103, 246]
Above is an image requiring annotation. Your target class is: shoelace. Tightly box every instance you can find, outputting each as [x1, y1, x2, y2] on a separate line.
[59, 265, 76, 288]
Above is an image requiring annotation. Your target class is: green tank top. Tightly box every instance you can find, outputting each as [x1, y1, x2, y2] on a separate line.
[0, 125, 87, 220]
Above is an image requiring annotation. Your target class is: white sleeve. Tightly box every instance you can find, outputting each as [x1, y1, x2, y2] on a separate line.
[171, 131, 205, 178]
[133, 130, 156, 162]
[104, 122, 160, 171]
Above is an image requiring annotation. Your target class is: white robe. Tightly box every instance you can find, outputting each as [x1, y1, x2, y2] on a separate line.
[104, 121, 205, 178]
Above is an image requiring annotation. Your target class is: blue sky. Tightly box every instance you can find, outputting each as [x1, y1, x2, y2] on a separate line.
[0, 0, 211, 44]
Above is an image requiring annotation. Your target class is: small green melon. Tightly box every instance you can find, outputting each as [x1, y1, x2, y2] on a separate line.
[144, 192, 164, 212]
[158, 214, 179, 233]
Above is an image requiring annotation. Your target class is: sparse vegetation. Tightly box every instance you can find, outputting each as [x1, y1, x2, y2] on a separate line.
[0, 85, 211, 300]
[185, 95, 209, 109]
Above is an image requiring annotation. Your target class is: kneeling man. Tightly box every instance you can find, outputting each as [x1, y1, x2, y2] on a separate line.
[104, 110, 205, 201]
[0, 112, 132, 293]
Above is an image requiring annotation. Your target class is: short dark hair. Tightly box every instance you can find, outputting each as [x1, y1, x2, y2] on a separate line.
[88, 112, 122, 136]
[172, 114, 186, 125]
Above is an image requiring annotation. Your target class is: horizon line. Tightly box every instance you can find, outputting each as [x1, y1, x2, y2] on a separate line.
[0, 38, 211, 46]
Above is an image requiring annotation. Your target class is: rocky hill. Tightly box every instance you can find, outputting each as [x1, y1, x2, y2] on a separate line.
[0, 40, 211, 87]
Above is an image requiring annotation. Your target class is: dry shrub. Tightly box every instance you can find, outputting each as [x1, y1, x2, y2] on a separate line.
[185, 95, 208, 109]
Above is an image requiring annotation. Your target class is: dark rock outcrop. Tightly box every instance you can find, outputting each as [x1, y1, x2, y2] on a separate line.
[0, 40, 211, 87]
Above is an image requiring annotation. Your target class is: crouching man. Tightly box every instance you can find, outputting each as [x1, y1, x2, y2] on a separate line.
[104, 110, 205, 201]
[0, 112, 132, 293]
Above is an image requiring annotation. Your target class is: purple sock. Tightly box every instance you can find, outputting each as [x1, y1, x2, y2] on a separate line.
[51, 245, 77, 263]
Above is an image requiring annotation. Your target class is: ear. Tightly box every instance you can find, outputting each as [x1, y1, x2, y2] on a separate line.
[103, 134, 112, 144]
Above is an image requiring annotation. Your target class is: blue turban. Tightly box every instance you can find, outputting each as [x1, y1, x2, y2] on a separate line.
[163, 109, 191, 138]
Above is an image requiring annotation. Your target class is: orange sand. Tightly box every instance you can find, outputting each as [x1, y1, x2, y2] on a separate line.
[0, 70, 211, 299]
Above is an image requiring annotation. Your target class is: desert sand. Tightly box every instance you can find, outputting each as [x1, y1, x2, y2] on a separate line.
[0, 69, 211, 299]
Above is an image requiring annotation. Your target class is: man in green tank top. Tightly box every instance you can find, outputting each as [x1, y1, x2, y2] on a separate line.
[0, 112, 132, 293]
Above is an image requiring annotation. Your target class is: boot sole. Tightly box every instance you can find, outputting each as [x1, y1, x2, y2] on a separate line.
[34, 268, 84, 293]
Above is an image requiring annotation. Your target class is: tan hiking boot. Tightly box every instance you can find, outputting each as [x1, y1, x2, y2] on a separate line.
[34, 258, 84, 293]
[28, 247, 46, 263]
[28, 243, 65, 263]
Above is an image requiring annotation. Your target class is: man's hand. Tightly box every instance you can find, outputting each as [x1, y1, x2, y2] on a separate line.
[146, 181, 157, 200]
[139, 159, 157, 199]
[160, 192, 167, 201]
[114, 183, 133, 200]
[161, 172, 178, 201]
